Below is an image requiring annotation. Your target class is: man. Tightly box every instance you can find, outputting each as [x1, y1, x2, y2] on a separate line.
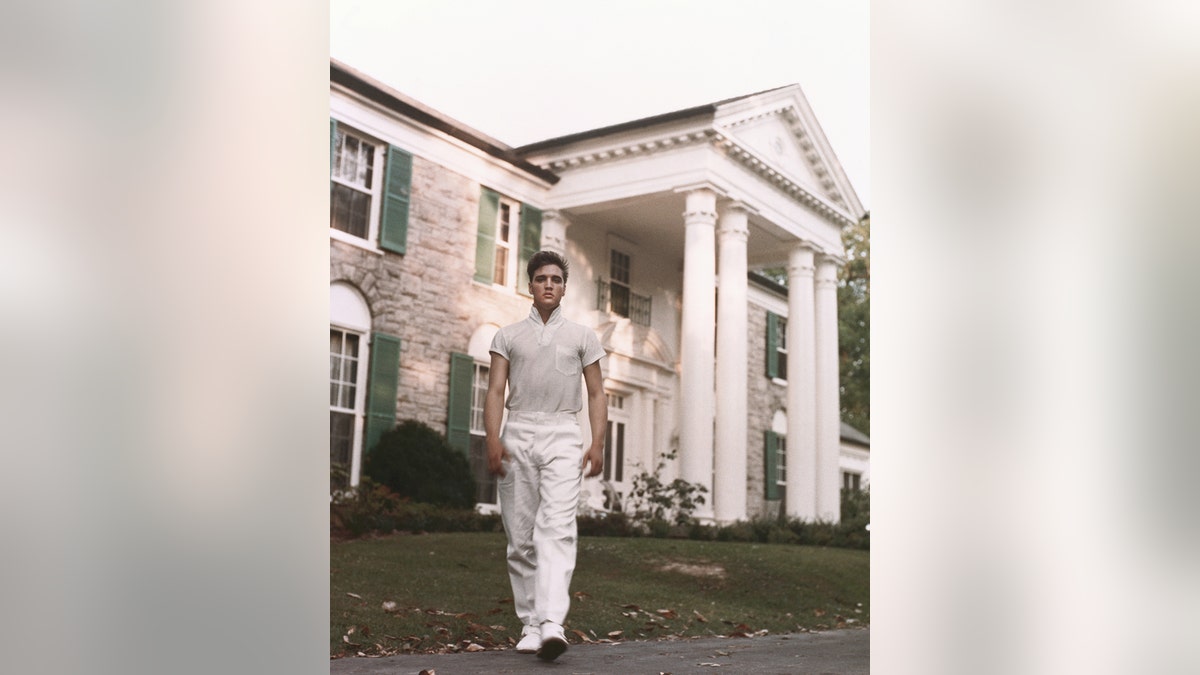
[484, 250, 607, 661]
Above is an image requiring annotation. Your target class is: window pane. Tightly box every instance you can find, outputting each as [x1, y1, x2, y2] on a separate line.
[330, 330, 343, 354]
[469, 435, 497, 504]
[499, 203, 511, 242]
[615, 423, 625, 482]
[331, 184, 370, 238]
[330, 411, 354, 467]
[611, 284, 630, 317]
[493, 247, 508, 285]
[344, 332, 360, 358]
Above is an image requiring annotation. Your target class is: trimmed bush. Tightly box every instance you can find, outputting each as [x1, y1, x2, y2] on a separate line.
[363, 419, 475, 509]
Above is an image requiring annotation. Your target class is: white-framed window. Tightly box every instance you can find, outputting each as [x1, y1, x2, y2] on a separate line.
[330, 328, 363, 486]
[842, 471, 862, 492]
[492, 197, 521, 288]
[330, 126, 382, 242]
[469, 361, 497, 505]
[330, 282, 372, 490]
[609, 250, 631, 317]
[604, 392, 627, 483]
[776, 320, 788, 379]
[774, 433, 787, 489]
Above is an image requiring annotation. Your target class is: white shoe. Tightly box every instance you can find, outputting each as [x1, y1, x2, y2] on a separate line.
[515, 625, 541, 653]
[537, 622, 568, 661]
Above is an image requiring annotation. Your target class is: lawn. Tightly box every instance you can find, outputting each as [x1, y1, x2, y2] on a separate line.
[331, 532, 869, 658]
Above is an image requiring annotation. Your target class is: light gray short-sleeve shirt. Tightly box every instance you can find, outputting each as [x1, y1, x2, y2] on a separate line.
[489, 305, 606, 413]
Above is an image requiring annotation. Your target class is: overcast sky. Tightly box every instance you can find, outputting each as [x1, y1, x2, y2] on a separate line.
[330, 0, 869, 210]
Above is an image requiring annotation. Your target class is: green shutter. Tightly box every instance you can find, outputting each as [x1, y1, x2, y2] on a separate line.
[363, 333, 401, 455]
[379, 145, 412, 254]
[329, 119, 338, 174]
[517, 204, 543, 293]
[474, 187, 500, 283]
[764, 430, 781, 500]
[447, 352, 474, 455]
[766, 312, 780, 379]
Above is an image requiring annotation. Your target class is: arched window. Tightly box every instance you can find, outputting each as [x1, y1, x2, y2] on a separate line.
[330, 282, 371, 488]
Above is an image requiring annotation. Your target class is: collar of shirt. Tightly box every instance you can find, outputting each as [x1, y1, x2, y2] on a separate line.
[527, 304, 565, 346]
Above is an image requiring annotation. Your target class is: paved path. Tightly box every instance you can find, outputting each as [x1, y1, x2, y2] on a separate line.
[329, 629, 868, 674]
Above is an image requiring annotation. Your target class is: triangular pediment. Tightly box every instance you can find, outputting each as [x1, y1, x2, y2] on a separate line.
[715, 86, 861, 217]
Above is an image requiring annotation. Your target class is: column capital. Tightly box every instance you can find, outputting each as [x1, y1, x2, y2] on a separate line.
[717, 204, 750, 241]
[674, 181, 728, 199]
[682, 187, 718, 224]
[788, 241, 817, 279]
[817, 252, 847, 268]
[815, 254, 843, 288]
[542, 210, 571, 229]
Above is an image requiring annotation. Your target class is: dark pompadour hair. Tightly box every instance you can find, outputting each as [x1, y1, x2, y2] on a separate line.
[527, 250, 569, 283]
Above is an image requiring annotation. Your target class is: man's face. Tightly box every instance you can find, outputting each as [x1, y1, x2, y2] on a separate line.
[529, 264, 566, 312]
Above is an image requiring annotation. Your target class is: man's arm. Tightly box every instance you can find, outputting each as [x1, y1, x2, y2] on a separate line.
[484, 353, 510, 476]
[581, 361, 607, 478]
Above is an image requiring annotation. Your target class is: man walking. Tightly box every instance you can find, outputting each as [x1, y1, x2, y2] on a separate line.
[484, 250, 607, 661]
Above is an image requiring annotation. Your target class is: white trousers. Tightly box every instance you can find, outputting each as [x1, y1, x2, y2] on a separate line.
[498, 411, 584, 627]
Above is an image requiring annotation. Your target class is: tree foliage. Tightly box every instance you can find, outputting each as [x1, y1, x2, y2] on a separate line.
[838, 213, 870, 435]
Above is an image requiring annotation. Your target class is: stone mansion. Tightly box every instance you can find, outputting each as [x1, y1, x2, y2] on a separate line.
[329, 59, 868, 523]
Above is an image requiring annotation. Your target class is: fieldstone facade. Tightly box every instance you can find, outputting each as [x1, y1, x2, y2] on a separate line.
[330, 153, 529, 434]
[746, 297, 790, 519]
[330, 58, 868, 522]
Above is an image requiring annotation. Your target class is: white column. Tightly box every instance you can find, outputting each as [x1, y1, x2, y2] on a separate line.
[714, 203, 750, 523]
[814, 254, 843, 522]
[540, 210, 570, 254]
[786, 242, 818, 520]
[679, 188, 717, 518]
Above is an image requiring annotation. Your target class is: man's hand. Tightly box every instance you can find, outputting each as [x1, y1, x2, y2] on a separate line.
[581, 443, 604, 478]
[487, 438, 510, 477]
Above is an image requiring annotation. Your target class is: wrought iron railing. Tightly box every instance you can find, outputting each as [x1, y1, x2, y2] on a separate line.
[596, 278, 652, 326]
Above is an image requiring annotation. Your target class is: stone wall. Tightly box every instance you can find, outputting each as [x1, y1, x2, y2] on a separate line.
[330, 153, 530, 435]
[746, 302, 789, 519]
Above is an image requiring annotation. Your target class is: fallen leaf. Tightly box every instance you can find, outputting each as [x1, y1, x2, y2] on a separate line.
[698, 663, 723, 667]
[693, 610, 708, 623]
[573, 591, 592, 600]
[346, 593, 362, 599]
[489, 624, 507, 631]
[714, 650, 730, 656]
[656, 609, 678, 619]
[607, 630, 624, 639]
[570, 629, 595, 643]
[464, 643, 485, 652]
[381, 601, 398, 612]
[813, 609, 827, 617]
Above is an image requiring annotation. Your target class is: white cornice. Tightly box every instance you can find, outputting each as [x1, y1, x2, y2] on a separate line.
[538, 129, 722, 171]
[528, 121, 855, 229]
[713, 133, 857, 228]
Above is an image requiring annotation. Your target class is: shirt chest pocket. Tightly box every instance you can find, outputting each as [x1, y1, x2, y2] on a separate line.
[554, 344, 580, 376]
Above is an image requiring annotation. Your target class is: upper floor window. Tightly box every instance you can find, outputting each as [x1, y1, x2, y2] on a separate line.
[766, 312, 788, 380]
[329, 119, 412, 254]
[597, 248, 651, 326]
[330, 129, 378, 239]
[474, 187, 542, 292]
[492, 198, 520, 287]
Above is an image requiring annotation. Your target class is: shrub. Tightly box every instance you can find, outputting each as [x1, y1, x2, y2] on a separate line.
[625, 448, 708, 527]
[363, 419, 476, 509]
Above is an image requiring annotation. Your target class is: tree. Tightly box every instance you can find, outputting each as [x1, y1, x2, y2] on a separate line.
[838, 212, 870, 435]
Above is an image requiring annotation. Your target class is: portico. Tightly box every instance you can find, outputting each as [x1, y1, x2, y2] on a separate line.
[517, 84, 864, 523]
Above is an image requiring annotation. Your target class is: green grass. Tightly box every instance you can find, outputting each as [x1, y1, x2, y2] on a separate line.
[331, 532, 869, 657]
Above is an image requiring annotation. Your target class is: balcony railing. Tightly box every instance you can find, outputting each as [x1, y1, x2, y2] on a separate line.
[596, 278, 652, 326]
